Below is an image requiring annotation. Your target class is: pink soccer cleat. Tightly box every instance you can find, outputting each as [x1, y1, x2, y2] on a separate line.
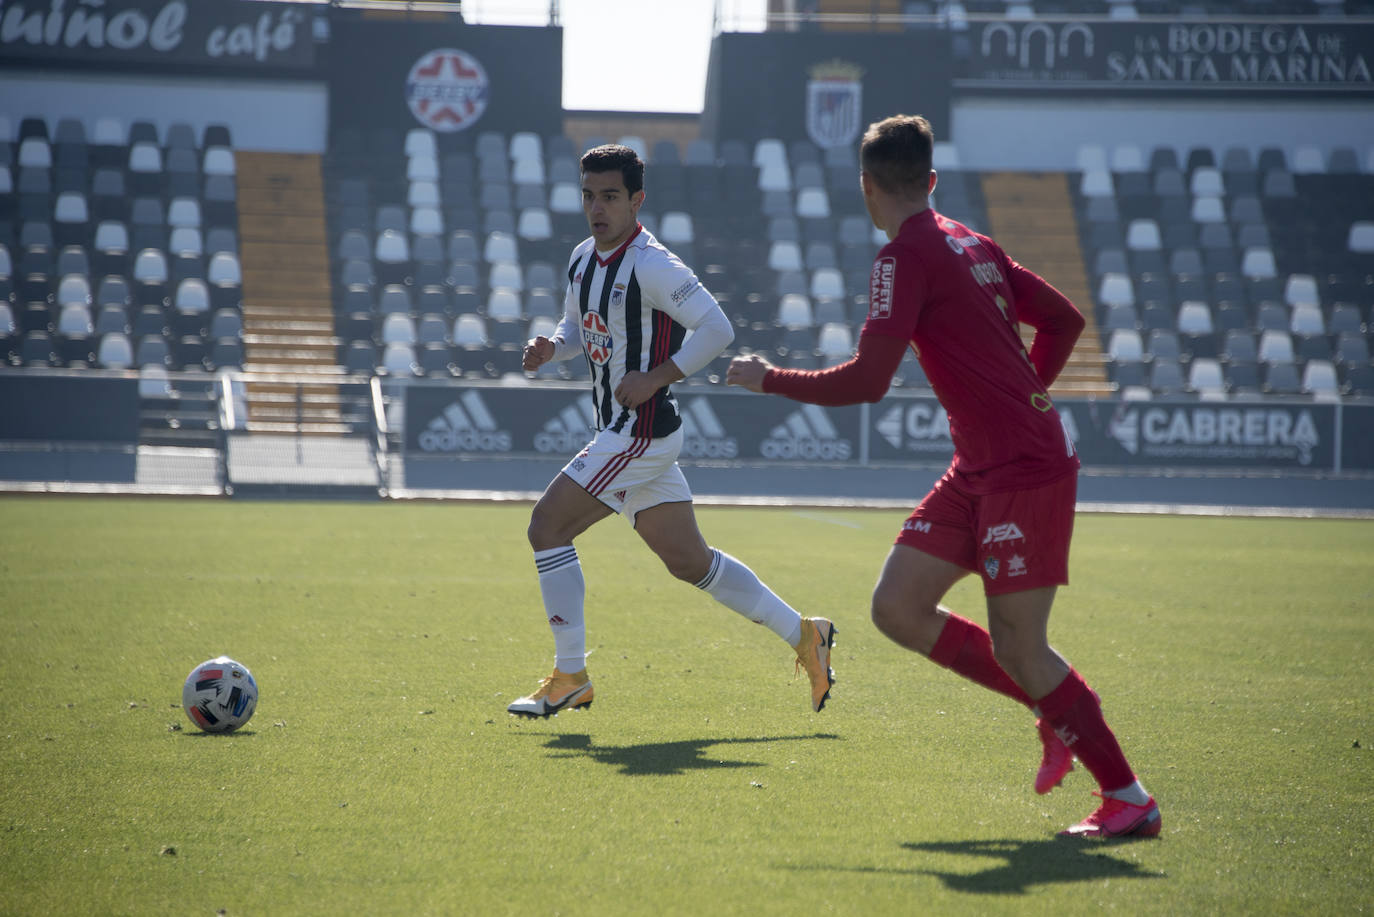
[1060, 792, 1162, 839]
[1035, 718, 1075, 795]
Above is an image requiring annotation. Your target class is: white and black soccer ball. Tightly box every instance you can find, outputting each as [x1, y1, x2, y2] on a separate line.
[182, 656, 258, 733]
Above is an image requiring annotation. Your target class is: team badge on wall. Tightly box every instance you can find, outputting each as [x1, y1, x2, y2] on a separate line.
[805, 59, 864, 150]
[406, 48, 490, 132]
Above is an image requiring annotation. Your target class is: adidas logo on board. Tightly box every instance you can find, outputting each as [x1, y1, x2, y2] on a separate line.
[679, 397, 739, 459]
[418, 390, 512, 452]
[535, 395, 597, 453]
[761, 404, 851, 461]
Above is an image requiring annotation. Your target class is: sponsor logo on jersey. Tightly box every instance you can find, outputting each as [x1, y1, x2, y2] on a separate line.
[1008, 554, 1028, 577]
[418, 390, 511, 452]
[761, 404, 853, 461]
[983, 556, 1000, 579]
[982, 522, 1025, 544]
[611, 283, 625, 307]
[534, 396, 597, 453]
[679, 397, 739, 459]
[869, 257, 895, 319]
[945, 233, 982, 253]
[612, 489, 627, 502]
[671, 278, 700, 304]
[405, 48, 489, 133]
[582, 312, 612, 364]
[805, 59, 864, 149]
[970, 260, 1003, 286]
[903, 519, 932, 534]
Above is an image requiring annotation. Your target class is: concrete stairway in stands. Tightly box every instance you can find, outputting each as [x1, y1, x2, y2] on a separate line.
[234, 152, 350, 434]
[978, 172, 1113, 398]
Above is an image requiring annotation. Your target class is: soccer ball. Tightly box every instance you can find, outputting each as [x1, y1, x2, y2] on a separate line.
[182, 656, 258, 733]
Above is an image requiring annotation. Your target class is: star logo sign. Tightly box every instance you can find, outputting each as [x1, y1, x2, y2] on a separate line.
[1008, 554, 1028, 577]
[405, 49, 490, 133]
[582, 312, 612, 364]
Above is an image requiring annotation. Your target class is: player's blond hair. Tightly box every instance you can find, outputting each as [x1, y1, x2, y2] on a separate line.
[860, 114, 934, 200]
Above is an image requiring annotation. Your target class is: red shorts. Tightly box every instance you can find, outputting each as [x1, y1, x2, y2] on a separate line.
[894, 470, 1077, 596]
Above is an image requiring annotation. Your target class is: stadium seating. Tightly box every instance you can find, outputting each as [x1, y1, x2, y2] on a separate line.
[1074, 136, 1374, 398]
[3, 114, 243, 376]
[321, 126, 903, 382]
[16, 110, 1366, 405]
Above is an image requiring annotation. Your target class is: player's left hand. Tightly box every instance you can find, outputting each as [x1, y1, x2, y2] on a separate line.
[726, 353, 773, 392]
[614, 371, 658, 409]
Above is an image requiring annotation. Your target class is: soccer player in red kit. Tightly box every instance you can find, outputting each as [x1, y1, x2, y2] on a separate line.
[728, 115, 1160, 839]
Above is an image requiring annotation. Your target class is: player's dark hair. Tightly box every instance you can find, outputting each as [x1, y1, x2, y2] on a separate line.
[860, 114, 934, 199]
[580, 144, 645, 195]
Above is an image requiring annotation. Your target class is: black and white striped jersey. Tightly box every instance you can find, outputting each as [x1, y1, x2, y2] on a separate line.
[553, 224, 721, 439]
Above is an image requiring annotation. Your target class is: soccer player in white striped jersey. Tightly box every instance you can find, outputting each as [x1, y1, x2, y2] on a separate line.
[508, 144, 834, 718]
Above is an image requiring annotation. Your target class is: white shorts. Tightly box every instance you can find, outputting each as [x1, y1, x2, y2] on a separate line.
[561, 427, 692, 521]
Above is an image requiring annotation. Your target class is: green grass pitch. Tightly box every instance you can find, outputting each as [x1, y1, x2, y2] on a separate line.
[0, 496, 1370, 916]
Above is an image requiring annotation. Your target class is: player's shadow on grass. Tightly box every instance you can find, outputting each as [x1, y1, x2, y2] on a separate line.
[536, 732, 840, 777]
[897, 837, 1163, 895]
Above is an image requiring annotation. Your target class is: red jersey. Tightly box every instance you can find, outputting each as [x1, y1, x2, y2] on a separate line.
[764, 209, 1084, 494]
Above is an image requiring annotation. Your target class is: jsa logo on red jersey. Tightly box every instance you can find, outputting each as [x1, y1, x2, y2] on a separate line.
[869, 257, 896, 319]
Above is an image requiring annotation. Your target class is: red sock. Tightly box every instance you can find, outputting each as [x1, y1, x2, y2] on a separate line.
[1036, 669, 1136, 793]
[928, 613, 1032, 708]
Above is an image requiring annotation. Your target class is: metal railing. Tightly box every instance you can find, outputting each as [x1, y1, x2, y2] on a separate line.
[369, 374, 390, 493]
[218, 371, 238, 432]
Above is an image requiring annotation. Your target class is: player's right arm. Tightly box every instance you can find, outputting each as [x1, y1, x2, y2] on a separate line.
[728, 243, 922, 405]
[524, 248, 589, 370]
[727, 332, 908, 405]
[522, 310, 576, 371]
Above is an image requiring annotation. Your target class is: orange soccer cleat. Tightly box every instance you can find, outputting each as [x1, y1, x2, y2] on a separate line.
[507, 667, 594, 718]
[793, 617, 836, 712]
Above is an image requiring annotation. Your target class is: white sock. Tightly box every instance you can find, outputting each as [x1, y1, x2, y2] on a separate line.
[1104, 780, 1151, 806]
[534, 546, 586, 673]
[694, 548, 803, 646]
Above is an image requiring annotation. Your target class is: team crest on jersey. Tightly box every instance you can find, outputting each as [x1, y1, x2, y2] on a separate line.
[805, 59, 864, 150]
[611, 283, 625, 307]
[405, 49, 489, 133]
[984, 556, 1000, 579]
[582, 312, 612, 364]
[869, 256, 896, 319]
